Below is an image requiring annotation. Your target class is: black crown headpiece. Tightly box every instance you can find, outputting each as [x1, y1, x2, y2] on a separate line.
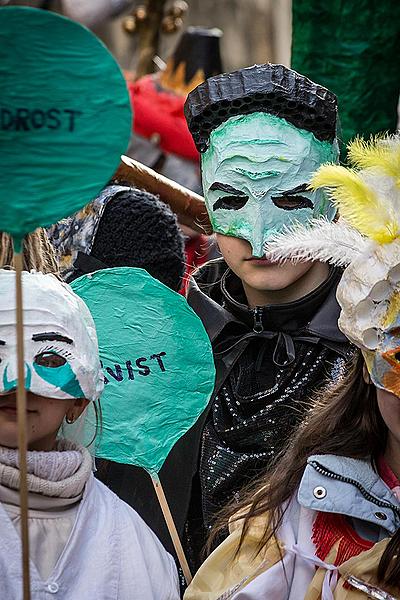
[184, 63, 338, 152]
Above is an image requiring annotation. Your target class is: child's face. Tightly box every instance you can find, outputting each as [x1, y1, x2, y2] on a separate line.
[377, 387, 400, 448]
[0, 271, 103, 451]
[0, 391, 88, 451]
[216, 233, 316, 293]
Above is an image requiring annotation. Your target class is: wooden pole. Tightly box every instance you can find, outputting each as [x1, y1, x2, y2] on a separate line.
[116, 155, 212, 234]
[151, 474, 192, 585]
[15, 253, 31, 600]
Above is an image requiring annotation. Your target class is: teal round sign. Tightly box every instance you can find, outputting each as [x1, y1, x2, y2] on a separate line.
[71, 267, 215, 474]
[0, 7, 131, 245]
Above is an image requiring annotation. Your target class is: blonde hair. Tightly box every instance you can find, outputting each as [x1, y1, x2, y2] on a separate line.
[0, 229, 58, 274]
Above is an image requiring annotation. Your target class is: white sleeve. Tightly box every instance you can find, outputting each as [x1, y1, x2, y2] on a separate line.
[116, 500, 180, 600]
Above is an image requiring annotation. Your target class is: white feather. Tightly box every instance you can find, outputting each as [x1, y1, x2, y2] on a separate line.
[264, 219, 369, 266]
[365, 170, 400, 215]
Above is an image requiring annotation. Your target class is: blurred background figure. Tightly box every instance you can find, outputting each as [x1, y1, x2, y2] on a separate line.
[127, 25, 223, 193]
[4, 0, 399, 153]
[126, 25, 224, 287]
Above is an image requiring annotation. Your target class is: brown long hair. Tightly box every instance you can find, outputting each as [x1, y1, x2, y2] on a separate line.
[209, 351, 400, 587]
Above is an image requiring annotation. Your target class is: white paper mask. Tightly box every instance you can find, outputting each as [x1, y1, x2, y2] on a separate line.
[0, 270, 103, 401]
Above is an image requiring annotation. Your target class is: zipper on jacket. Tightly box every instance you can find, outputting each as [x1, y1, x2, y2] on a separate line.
[309, 460, 400, 516]
[252, 307, 264, 333]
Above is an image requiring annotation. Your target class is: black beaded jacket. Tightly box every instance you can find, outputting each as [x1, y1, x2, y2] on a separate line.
[183, 257, 352, 569]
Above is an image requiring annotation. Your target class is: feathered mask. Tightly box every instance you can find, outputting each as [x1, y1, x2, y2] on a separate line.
[265, 134, 400, 396]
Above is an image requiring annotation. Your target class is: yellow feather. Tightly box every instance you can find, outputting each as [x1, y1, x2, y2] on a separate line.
[348, 135, 400, 187]
[310, 164, 398, 243]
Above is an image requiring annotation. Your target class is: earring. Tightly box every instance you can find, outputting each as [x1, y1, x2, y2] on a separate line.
[66, 413, 75, 424]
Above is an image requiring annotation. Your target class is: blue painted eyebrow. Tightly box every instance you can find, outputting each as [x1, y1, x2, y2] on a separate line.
[233, 168, 281, 180]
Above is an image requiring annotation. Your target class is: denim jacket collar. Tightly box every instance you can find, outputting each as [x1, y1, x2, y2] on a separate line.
[298, 454, 400, 535]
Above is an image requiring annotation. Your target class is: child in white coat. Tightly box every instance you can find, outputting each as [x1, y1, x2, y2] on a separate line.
[0, 269, 179, 600]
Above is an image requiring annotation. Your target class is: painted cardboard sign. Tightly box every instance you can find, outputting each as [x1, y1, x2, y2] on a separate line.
[71, 267, 215, 474]
[0, 7, 131, 245]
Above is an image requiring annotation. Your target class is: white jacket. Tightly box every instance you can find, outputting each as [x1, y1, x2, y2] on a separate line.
[0, 474, 180, 599]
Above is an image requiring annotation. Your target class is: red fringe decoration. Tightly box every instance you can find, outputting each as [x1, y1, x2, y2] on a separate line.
[312, 511, 374, 566]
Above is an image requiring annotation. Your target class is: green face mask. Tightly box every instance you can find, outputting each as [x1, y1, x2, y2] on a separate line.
[202, 112, 339, 257]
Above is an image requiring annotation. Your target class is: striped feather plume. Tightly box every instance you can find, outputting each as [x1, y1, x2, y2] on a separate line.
[309, 163, 398, 244]
[264, 218, 368, 267]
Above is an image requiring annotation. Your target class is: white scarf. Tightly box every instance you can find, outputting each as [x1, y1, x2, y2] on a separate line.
[0, 438, 92, 498]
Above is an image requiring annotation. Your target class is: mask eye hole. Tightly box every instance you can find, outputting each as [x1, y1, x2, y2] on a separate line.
[382, 345, 400, 369]
[213, 195, 249, 211]
[35, 352, 66, 368]
[271, 195, 313, 211]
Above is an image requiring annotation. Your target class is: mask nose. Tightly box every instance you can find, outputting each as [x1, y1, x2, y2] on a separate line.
[250, 225, 267, 258]
[250, 243, 266, 258]
[3, 362, 32, 392]
[249, 204, 274, 257]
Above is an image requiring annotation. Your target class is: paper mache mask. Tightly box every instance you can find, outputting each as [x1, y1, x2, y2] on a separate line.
[0, 270, 103, 402]
[265, 133, 400, 397]
[185, 63, 339, 257]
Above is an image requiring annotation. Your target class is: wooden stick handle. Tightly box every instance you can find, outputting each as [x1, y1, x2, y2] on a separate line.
[15, 253, 31, 600]
[151, 474, 193, 585]
[115, 155, 212, 234]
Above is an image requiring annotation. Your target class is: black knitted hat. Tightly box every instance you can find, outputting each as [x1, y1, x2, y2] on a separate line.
[184, 63, 338, 152]
[90, 188, 185, 291]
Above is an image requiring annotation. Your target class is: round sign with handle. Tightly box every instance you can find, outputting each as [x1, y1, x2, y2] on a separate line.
[72, 267, 216, 584]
